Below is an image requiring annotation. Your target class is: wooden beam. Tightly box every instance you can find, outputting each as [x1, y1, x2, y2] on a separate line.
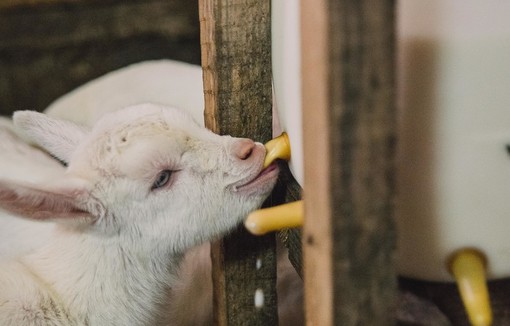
[301, 0, 397, 325]
[0, 0, 135, 10]
[275, 166, 303, 277]
[199, 0, 278, 325]
[0, 0, 198, 50]
[0, 1, 200, 115]
[0, 0, 81, 10]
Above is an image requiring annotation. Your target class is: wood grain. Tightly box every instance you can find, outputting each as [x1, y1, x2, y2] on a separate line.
[199, 0, 278, 325]
[301, 0, 397, 325]
[0, 0, 200, 115]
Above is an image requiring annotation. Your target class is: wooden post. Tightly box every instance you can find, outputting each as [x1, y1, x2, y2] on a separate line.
[301, 1, 397, 325]
[199, 0, 278, 325]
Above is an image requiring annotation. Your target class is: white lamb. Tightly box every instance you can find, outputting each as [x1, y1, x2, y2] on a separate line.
[0, 103, 279, 325]
[42, 60, 304, 325]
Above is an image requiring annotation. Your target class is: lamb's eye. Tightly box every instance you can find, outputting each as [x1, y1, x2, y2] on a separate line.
[152, 170, 172, 190]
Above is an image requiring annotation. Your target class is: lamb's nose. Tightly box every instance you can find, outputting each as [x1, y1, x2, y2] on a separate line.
[234, 139, 256, 160]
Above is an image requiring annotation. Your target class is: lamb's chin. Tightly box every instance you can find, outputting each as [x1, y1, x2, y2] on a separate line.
[232, 163, 279, 197]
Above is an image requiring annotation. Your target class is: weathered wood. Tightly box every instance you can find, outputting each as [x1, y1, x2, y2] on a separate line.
[0, 0, 78, 10]
[301, 0, 397, 325]
[199, 0, 278, 325]
[0, 1, 197, 50]
[273, 164, 302, 277]
[0, 0, 152, 10]
[0, 0, 200, 115]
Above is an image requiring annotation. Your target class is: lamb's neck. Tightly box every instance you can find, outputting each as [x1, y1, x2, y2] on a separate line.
[23, 227, 182, 325]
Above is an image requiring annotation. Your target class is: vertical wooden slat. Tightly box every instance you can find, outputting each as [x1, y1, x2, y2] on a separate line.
[271, 164, 303, 277]
[302, 0, 397, 325]
[199, 0, 278, 325]
[301, 0, 333, 324]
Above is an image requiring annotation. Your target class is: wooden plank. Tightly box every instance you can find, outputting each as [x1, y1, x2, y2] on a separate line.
[0, 0, 138, 10]
[273, 165, 303, 277]
[0, 0, 82, 10]
[0, 0, 200, 115]
[199, 0, 278, 325]
[0, 1, 200, 116]
[301, 0, 397, 325]
[0, 1, 198, 49]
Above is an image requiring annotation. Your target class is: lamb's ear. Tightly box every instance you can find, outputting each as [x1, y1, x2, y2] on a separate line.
[0, 177, 99, 224]
[13, 111, 88, 164]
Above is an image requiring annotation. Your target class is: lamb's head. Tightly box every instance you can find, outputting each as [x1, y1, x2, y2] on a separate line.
[0, 103, 279, 252]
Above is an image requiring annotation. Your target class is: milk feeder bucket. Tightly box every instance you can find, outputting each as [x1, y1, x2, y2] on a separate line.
[397, 2, 510, 324]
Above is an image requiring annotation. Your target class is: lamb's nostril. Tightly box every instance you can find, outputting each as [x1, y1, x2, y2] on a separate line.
[241, 147, 253, 160]
[235, 139, 256, 160]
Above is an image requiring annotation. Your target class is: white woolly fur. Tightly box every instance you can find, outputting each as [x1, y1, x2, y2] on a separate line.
[0, 103, 279, 325]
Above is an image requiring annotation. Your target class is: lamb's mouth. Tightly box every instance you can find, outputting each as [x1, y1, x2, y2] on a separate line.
[233, 162, 279, 193]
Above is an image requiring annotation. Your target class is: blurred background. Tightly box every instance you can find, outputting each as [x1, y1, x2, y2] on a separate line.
[0, 0, 200, 116]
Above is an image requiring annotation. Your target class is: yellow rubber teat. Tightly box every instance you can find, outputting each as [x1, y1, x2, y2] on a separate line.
[245, 200, 304, 235]
[263, 132, 291, 168]
[448, 249, 493, 326]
